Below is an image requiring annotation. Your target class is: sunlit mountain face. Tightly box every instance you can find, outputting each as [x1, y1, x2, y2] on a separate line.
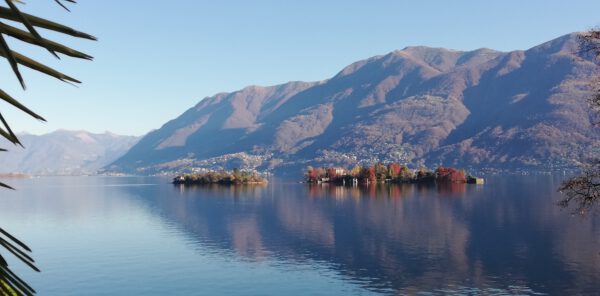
[110, 33, 599, 175]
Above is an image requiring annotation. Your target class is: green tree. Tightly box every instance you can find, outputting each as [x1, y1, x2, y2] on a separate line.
[374, 163, 387, 181]
[0, 1, 95, 295]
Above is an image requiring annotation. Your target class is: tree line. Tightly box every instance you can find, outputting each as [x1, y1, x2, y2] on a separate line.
[305, 164, 472, 185]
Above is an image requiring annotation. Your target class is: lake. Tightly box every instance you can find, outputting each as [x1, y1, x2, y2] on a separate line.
[0, 175, 599, 295]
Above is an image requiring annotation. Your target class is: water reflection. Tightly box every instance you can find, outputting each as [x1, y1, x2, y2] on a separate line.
[1, 176, 599, 295]
[173, 183, 268, 197]
[305, 182, 469, 199]
[120, 176, 600, 295]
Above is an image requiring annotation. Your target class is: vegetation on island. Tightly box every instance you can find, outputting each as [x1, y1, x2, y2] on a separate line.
[173, 169, 268, 185]
[305, 164, 481, 185]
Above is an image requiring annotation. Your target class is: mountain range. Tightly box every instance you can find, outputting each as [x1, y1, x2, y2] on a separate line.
[105, 33, 600, 174]
[0, 130, 139, 176]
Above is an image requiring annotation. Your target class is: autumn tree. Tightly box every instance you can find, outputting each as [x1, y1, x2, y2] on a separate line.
[350, 165, 362, 177]
[305, 166, 318, 182]
[373, 163, 387, 181]
[436, 167, 466, 183]
[367, 166, 376, 184]
[388, 163, 401, 178]
[326, 168, 338, 179]
[399, 165, 412, 180]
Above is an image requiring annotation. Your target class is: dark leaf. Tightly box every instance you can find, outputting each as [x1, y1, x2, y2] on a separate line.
[0, 112, 22, 147]
[0, 182, 14, 190]
[4, 0, 60, 58]
[0, 32, 24, 88]
[0, 6, 96, 40]
[0, 89, 45, 121]
[0, 22, 92, 60]
[0, 50, 81, 83]
[0, 228, 32, 253]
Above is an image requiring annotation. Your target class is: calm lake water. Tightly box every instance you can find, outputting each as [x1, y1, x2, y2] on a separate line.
[1, 175, 599, 295]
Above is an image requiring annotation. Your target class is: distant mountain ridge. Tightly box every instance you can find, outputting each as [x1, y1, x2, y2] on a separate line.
[0, 130, 139, 175]
[109, 33, 600, 174]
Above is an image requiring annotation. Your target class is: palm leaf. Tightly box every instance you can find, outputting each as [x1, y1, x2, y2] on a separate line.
[0, 126, 19, 146]
[53, 0, 75, 12]
[0, 89, 44, 121]
[0, 112, 21, 146]
[0, 229, 30, 253]
[0, 50, 81, 84]
[0, 32, 24, 88]
[0, 182, 14, 190]
[0, 1, 95, 295]
[0, 22, 92, 60]
[1, 262, 35, 296]
[0, 7, 96, 40]
[0, 227, 37, 296]
[4, 0, 59, 58]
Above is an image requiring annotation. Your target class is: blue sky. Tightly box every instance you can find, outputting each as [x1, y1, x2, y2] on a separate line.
[2, 0, 600, 136]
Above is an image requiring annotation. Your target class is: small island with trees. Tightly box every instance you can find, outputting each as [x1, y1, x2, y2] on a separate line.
[172, 168, 268, 185]
[305, 163, 484, 185]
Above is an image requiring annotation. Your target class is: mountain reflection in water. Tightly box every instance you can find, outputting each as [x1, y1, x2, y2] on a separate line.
[155, 177, 600, 294]
[1, 175, 599, 295]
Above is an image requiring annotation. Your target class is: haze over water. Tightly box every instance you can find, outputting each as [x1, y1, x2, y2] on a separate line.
[1, 175, 599, 295]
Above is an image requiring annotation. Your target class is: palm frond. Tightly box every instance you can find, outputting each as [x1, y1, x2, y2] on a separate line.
[0, 7, 96, 40]
[0, 112, 21, 146]
[0, 182, 14, 190]
[0, 227, 37, 296]
[4, 0, 59, 59]
[0, 1, 95, 295]
[0, 50, 81, 84]
[0, 89, 45, 121]
[0, 0, 93, 147]
[0, 22, 92, 60]
[0, 32, 24, 88]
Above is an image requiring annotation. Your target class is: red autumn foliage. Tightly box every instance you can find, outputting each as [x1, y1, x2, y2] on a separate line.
[306, 167, 318, 182]
[435, 167, 466, 183]
[389, 163, 401, 177]
[327, 168, 337, 179]
[368, 166, 376, 183]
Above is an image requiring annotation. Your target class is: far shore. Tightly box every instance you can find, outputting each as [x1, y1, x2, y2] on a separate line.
[0, 173, 31, 179]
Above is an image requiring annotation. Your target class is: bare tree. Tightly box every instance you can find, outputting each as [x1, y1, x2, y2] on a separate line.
[559, 160, 600, 215]
[558, 29, 600, 214]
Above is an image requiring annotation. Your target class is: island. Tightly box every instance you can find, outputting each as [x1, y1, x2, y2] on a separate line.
[172, 169, 268, 185]
[305, 164, 484, 185]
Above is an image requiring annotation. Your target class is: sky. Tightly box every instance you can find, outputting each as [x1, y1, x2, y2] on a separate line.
[1, 0, 599, 136]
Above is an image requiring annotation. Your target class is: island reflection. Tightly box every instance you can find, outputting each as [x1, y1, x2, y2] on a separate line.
[121, 176, 599, 295]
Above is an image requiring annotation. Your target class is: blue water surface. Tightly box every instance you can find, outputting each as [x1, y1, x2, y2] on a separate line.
[0, 175, 598, 295]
